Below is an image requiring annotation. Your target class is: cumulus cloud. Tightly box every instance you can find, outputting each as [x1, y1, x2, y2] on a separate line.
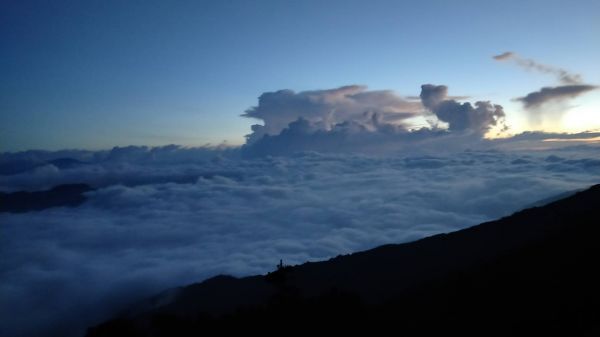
[515, 85, 598, 109]
[493, 51, 582, 84]
[242, 85, 421, 144]
[1, 144, 600, 337]
[240, 84, 509, 156]
[420, 84, 506, 134]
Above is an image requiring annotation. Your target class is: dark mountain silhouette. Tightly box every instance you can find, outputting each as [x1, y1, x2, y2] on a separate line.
[87, 184, 600, 336]
[0, 184, 93, 213]
[525, 189, 580, 208]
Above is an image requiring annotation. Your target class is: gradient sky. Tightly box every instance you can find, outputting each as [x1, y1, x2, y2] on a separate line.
[2, 0, 599, 151]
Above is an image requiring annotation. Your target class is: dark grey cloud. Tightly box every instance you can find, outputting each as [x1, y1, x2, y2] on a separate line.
[419, 84, 448, 109]
[515, 85, 598, 109]
[420, 84, 506, 135]
[492, 51, 514, 61]
[493, 51, 582, 84]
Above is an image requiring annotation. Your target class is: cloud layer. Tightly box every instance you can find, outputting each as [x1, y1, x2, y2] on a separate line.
[1, 144, 599, 337]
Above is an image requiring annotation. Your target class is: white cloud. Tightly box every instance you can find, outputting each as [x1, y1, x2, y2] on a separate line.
[1, 145, 599, 337]
[242, 85, 422, 144]
[239, 84, 510, 156]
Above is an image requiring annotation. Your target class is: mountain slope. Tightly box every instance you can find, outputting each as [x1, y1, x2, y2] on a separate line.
[87, 184, 600, 336]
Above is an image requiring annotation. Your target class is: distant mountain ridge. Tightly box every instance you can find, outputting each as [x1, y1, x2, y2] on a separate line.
[0, 184, 92, 213]
[88, 184, 600, 336]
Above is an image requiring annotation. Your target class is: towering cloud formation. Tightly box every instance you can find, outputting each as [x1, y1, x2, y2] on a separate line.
[240, 84, 508, 156]
[420, 84, 506, 135]
[493, 52, 597, 115]
[242, 86, 421, 144]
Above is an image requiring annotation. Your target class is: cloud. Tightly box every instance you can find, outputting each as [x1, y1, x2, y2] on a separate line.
[493, 51, 582, 84]
[239, 84, 509, 156]
[242, 85, 422, 144]
[494, 131, 600, 151]
[0, 145, 240, 192]
[1, 144, 600, 337]
[419, 84, 448, 109]
[420, 84, 506, 134]
[515, 85, 598, 109]
[493, 51, 597, 123]
[492, 51, 514, 61]
[241, 117, 453, 157]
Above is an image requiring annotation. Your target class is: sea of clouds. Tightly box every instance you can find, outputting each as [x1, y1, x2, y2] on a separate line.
[1, 144, 599, 337]
[1, 83, 599, 336]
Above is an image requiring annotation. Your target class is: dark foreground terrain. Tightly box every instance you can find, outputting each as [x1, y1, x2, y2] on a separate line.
[88, 184, 600, 336]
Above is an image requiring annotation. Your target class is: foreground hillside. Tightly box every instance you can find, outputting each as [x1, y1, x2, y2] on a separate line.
[88, 184, 600, 336]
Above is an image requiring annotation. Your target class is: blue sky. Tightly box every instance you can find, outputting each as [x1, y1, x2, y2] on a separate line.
[2, 0, 599, 151]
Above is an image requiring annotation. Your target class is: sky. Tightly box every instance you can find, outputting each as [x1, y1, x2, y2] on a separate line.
[1, 2, 600, 337]
[1, 0, 599, 151]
